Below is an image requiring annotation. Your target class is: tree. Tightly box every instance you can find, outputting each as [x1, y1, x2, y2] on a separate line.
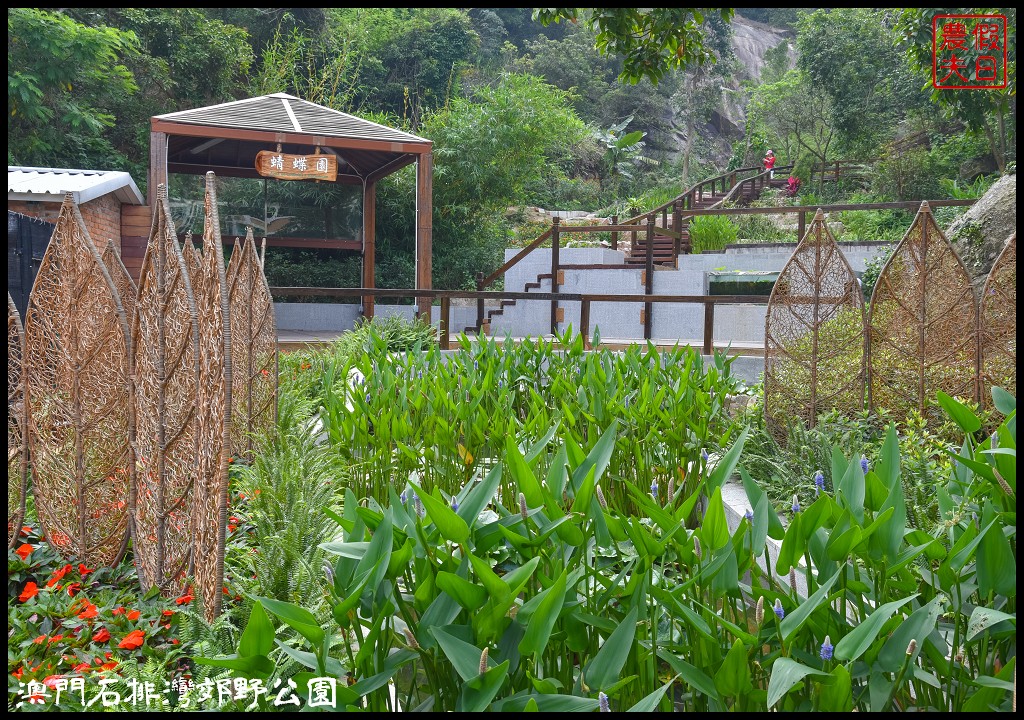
[517, 26, 679, 153]
[8, 8, 139, 167]
[532, 8, 735, 84]
[895, 8, 1016, 172]
[747, 70, 837, 182]
[329, 8, 481, 128]
[797, 8, 926, 157]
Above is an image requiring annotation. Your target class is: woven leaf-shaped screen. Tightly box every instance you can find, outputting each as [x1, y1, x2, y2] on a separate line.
[228, 229, 277, 460]
[765, 210, 865, 439]
[132, 186, 200, 595]
[191, 173, 232, 621]
[101, 240, 137, 333]
[24, 195, 131, 566]
[869, 203, 977, 423]
[8, 294, 28, 549]
[979, 233, 1016, 403]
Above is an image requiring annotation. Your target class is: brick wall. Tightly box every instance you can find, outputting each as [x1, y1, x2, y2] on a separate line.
[9, 194, 123, 253]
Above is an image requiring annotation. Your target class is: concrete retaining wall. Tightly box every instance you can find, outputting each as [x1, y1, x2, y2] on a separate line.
[498, 241, 888, 342]
[276, 241, 887, 346]
[274, 302, 476, 334]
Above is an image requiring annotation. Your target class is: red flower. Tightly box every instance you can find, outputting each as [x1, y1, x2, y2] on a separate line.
[228, 524, 237, 532]
[78, 602, 99, 620]
[21, 525, 32, 536]
[16, 543, 34, 561]
[127, 609, 141, 621]
[47, 564, 72, 588]
[48, 634, 64, 643]
[117, 629, 146, 650]
[92, 627, 111, 643]
[43, 675, 65, 690]
[73, 662, 91, 673]
[78, 563, 94, 576]
[33, 634, 47, 644]
[13, 666, 23, 679]
[229, 516, 240, 524]
[65, 582, 82, 597]
[261, 368, 270, 377]
[100, 661, 119, 671]
[174, 593, 194, 605]
[19, 581, 39, 602]
[162, 609, 174, 617]
[170, 638, 180, 645]
[112, 606, 125, 616]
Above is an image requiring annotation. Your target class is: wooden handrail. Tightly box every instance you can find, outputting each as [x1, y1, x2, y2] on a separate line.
[270, 285, 772, 353]
[623, 165, 763, 224]
[681, 198, 976, 216]
[480, 227, 552, 289]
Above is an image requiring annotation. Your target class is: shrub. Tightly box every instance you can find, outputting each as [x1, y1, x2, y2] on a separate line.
[689, 214, 738, 253]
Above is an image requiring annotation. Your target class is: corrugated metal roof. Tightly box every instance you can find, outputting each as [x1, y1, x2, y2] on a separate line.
[154, 93, 429, 144]
[8, 166, 144, 205]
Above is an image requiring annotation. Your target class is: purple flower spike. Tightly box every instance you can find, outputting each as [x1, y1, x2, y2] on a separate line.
[820, 635, 834, 661]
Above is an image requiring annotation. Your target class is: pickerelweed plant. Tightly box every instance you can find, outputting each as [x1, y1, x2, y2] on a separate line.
[194, 372, 1015, 711]
[318, 330, 741, 514]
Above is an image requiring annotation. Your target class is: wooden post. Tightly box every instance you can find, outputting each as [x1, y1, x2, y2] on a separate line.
[550, 217, 560, 336]
[415, 152, 433, 322]
[703, 302, 715, 356]
[580, 298, 591, 349]
[475, 272, 485, 332]
[797, 210, 806, 243]
[440, 295, 451, 350]
[672, 201, 682, 265]
[148, 131, 168, 208]
[644, 217, 654, 340]
[610, 214, 618, 251]
[629, 208, 638, 254]
[362, 180, 376, 319]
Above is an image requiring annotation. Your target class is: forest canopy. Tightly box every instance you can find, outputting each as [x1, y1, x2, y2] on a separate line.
[7, 7, 1014, 289]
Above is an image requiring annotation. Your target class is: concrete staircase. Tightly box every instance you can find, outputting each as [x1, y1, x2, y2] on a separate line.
[465, 271, 554, 334]
[625, 177, 789, 267]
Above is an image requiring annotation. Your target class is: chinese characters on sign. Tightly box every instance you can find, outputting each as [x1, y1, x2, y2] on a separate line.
[15, 675, 342, 710]
[255, 150, 338, 181]
[932, 14, 1007, 89]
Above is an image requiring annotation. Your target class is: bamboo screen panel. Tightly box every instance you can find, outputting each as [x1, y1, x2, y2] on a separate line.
[191, 173, 233, 620]
[132, 186, 200, 594]
[8, 294, 28, 548]
[24, 195, 131, 566]
[979, 233, 1016, 403]
[764, 210, 866, 440]
[869, 202, 978, 423]
[228, 229, 278, 460]
[101, 240, 137, 332]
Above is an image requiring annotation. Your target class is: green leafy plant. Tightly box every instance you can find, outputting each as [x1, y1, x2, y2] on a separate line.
[689, 214, 739, 253]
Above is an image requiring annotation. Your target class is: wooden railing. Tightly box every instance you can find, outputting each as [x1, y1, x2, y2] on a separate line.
[270, 286, 771, 354]
[478, 167, 764, 294]
[683, 198, 977, 243]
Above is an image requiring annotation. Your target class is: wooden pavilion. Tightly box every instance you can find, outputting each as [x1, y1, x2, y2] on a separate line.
[140, 92, 433, 318]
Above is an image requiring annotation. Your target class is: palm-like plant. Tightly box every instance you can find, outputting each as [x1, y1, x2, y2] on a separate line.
[593, 115, 658, 190]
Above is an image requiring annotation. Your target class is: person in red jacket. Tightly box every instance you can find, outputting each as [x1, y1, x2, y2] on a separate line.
[763, 149, 776, 179]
